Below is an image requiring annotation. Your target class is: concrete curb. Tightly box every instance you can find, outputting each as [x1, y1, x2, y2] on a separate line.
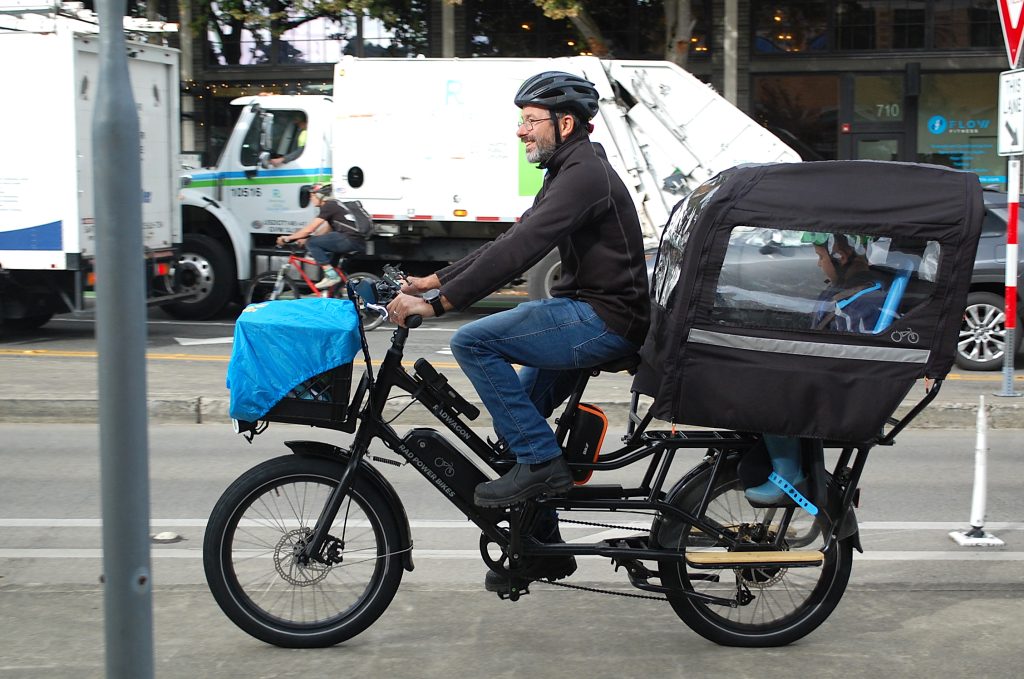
[1, 397, 1021, 429]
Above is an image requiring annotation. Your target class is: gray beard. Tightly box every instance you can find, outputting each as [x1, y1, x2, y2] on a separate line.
[526, 137, 557, 165]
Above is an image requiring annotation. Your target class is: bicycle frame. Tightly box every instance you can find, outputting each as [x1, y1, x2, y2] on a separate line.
[295, 320, 897, 602]
[273, 248, 351, 297]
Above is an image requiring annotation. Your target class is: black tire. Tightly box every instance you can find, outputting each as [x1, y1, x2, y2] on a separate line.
[527, 249, 560, 300]
[3, 313, 53, 332]
[656, 453, 853, 647]
[956, 291, 1017, 371]
[164, 234, 237, 320]
[244, 272, 301, 306]
[203, 455, 405, 648]
[341, 272, 385, 331]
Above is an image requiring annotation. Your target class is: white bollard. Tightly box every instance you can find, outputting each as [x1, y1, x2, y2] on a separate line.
[949, 395, 1005, 546]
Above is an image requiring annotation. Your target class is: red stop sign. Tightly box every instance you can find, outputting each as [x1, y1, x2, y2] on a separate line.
[999, 0, 1024, 68]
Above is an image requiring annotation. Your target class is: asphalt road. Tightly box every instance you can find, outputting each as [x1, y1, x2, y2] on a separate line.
[1, 424, 1023, 678]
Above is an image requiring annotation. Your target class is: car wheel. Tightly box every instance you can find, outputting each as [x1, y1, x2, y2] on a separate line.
[955, 291, 1018, 371]
[527, 250, 560, 300]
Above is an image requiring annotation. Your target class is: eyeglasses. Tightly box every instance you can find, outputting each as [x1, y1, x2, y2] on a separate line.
[517, 116, 552, 131]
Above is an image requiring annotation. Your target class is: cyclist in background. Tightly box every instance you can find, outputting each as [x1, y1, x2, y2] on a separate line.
[276, 183, 367, 290]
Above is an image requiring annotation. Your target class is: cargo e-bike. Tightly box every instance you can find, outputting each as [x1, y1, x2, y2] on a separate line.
[204, 161, 984, 649]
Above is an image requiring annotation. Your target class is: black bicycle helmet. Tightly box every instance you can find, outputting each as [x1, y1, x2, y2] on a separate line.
[514, 71, 600, 121]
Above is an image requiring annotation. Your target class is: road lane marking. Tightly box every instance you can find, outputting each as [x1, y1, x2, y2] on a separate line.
[174, 337, 234, 345]
[0, 349, 462, 370]
[3, 519, 1023, 530]
[1, 548, 1023, 562]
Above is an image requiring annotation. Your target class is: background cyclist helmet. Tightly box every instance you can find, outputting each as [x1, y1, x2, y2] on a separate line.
[514, 71, 600, 142]
[311, 183, 332, 200]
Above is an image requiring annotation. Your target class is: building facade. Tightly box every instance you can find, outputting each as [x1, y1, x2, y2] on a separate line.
[182, 0, 1008, 188]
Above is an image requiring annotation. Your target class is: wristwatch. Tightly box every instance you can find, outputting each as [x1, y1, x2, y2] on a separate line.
[422, 289, 446, 317]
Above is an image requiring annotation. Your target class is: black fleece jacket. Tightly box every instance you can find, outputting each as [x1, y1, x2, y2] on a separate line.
[436, 136, 650, 346]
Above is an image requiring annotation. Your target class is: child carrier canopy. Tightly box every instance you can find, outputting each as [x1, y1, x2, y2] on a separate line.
[633, 160, 984, 442]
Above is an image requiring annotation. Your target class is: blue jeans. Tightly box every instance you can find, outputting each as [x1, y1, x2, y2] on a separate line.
[306, 231, 365, 266]
[451, 298, 637, 464]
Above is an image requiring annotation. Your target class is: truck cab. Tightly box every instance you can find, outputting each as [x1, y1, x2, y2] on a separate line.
[172, 96, 334, 319]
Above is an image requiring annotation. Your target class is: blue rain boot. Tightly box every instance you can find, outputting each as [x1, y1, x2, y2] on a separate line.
[745, 435, 807, 506]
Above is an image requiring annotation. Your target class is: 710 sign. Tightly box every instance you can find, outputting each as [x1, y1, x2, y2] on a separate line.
[999, 69, 1024, 156]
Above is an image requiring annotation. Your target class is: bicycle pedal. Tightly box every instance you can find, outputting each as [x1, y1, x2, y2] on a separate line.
[495, 579, 530, 601]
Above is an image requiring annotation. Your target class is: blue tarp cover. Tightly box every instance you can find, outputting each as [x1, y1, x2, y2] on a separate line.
[226, 298, 362, 421]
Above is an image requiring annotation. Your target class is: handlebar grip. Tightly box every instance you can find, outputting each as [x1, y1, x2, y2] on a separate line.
[405, 314, 423, 329]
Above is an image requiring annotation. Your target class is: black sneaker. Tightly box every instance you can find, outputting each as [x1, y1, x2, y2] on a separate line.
[484, 554, 577, 592]
[474, 457, 573, 507]
[484, 522, 577, 592]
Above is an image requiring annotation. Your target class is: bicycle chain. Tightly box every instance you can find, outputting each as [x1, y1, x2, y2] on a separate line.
[541, 517, 662, 601]
[541, 579, 668, 602]
[557, 517, 652, 533]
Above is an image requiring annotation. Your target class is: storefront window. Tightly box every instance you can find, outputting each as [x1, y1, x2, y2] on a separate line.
[854, 75, 904, 123]
[933, 0, 1001, 49]
[753, 75, 839, 160]
[754, 1, 829, 53]
[916, 73, 1001, 187]
[755, 1, 1001, 54]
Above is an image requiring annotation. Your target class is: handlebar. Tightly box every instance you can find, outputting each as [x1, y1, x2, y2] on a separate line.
[359, 264, 423, 329]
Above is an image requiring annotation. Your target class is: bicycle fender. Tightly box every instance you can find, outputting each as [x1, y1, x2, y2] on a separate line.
[284, 439, 415, 572]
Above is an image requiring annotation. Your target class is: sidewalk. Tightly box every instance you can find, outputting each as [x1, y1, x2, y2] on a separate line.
[1, 345, 1022, 428]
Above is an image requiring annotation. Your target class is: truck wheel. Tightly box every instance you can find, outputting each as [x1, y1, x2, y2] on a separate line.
[527, 250, 560, 300]
[3, 313, 53, 332]
[164, 234, 236, 320]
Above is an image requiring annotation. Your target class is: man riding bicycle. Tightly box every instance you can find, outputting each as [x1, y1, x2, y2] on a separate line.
[386, 71, 650, 587]
[276, 183, 367, 290]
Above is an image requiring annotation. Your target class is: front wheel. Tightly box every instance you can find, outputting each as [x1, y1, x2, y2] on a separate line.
[655, 452, 853, 647]
[244, 272, 300, 306]
[164, 234, 237, 320]
[203, 455, 405, 647]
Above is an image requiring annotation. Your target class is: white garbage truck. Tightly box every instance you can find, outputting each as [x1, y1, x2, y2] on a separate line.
[173, 56, 800, 319]
[0, 4, 182, 330]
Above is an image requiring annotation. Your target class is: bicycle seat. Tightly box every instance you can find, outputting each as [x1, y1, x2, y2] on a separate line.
[592, 354, 641, 375]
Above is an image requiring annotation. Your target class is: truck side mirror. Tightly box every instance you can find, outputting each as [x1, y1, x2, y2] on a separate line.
[258, 151, 271, 169]
[259, 112, 274, 150]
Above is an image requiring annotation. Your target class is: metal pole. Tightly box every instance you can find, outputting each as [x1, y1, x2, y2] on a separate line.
[998, 156, 1021, 397]
[441, 0, 455, 57]
[723, 0, 738, 105]
[94, 1, 154, 676]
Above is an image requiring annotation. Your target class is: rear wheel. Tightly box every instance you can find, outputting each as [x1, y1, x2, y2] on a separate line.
[245, 272, 300, 306]
[656, 453, 853, 647]
[203, 455, 404, 648]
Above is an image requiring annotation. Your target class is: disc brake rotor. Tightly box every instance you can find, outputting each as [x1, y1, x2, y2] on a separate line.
[274, 528, 331, 586]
